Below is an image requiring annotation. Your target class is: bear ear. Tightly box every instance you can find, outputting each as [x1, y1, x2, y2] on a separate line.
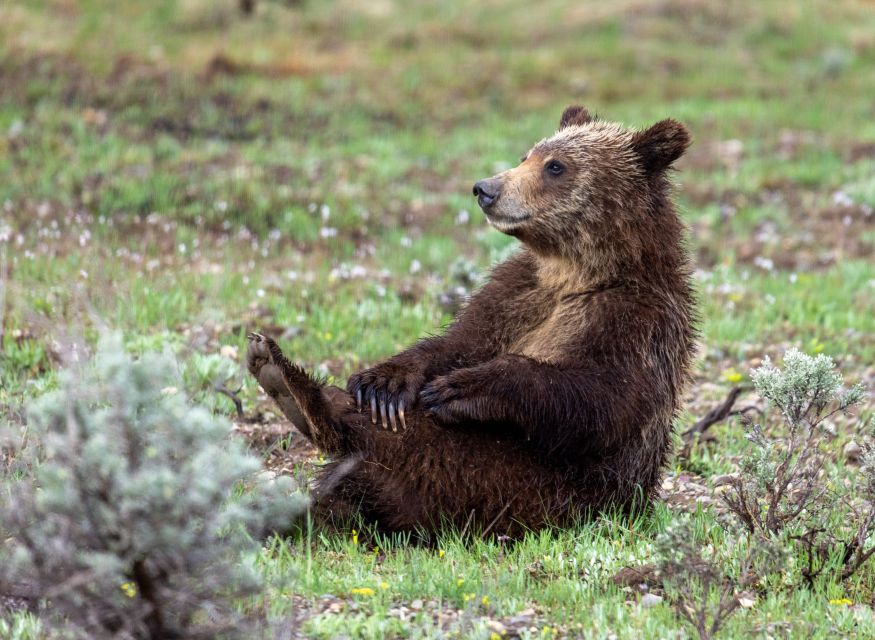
[559, 105, 595, 130]
[631, 119, 691, 173]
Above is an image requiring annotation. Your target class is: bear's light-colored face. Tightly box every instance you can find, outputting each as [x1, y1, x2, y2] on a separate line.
[472, 107, 690, 259]
[476, 122, 638, 235]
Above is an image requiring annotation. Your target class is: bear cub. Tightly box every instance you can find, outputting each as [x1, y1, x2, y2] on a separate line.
[248, 105, 697, 538]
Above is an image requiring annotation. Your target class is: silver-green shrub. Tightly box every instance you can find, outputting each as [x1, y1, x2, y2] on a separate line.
[722, 348, 871, 580]
[724, 349, 866, 527]
[658, 349, 871, 638]
[0, 337, 308, 639]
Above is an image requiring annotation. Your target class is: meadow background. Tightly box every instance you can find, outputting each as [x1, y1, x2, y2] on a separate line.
[1, 0, 875, 637]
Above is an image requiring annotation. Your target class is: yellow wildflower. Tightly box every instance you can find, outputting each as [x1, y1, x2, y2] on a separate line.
[457, 578, 465, 587]
[722, 368, 743, 383]
[350, 587, 375, 597]
[120, 582, 137, 598]
[324, 331, 333, 341]
[463, 592, 475, 602]
[351, 529, 358, 545]
[829, 598, 853, 606]
[379, 581, 389, 590]
[481, 595, 490, 606]
[490, 634, 502, 640]
[439, 549, 445, 558]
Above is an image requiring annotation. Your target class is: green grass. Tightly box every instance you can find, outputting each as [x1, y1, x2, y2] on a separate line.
[2, 0, 875, 637]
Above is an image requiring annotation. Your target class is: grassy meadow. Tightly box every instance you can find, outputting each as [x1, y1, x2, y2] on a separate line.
[2, 0, 875, 637]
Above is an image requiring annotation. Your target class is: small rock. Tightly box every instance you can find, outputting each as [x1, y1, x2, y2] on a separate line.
[410, 599, 423, 611]
[640, 593, 663, 609]
[256, 470, 277, 482]
[487, 620, 507, 634]
[844, 441, 863, 463]
[737, 592, 756, 609]
[220, 344, 238, 360]
[275, 326, 300, 341]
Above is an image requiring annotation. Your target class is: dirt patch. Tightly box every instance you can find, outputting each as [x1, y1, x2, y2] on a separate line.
[235, 418, 318, 475]
[687, 180, 874, 271]
[281, 593, 560, 640]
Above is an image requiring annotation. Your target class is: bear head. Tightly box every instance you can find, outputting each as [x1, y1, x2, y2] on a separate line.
[472, 106, 691, 266]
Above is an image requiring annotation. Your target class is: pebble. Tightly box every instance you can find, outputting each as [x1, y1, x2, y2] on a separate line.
[640, 593, 663, 608]
[219, 344, 238, 360]
[844, 441, 863, 463]
[737, 593, 756, 608]
[487, 621, 507, 634]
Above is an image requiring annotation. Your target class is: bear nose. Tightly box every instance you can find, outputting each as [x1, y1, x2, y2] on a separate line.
[472, 179, 500, 209]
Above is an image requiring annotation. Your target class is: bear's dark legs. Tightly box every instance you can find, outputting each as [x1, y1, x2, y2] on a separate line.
[247, 333, 587, 536]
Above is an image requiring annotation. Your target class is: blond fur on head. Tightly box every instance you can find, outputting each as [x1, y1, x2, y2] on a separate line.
[478, 107, 690, 291]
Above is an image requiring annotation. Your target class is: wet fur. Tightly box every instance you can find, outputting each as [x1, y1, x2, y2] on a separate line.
[249, 105, 697, 538]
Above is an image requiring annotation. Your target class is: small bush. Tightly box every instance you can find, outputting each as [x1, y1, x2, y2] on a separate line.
[655, 515, 784, 640]
[0, 336, 308, 639]
[659, 349, 871, 638]
[722, 348, 872, 581]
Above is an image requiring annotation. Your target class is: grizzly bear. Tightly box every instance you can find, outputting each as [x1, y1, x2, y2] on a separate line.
[247, 105, 696, 538]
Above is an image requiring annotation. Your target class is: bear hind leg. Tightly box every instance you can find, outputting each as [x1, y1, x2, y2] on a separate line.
[247, 332, 349, 453]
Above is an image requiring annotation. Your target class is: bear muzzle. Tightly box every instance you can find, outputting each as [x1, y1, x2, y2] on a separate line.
[473, 178, 503, 210]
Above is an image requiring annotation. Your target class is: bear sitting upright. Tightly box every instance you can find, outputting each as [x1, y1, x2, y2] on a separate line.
[247, 105, 697, 538]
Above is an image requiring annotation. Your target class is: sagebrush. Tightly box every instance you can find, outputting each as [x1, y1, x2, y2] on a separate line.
[0, 337, 308, 639]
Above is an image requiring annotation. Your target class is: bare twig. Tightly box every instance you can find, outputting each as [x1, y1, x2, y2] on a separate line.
[459, 509, 476, 541]
[680, 386, 750, 456]
[214, 383, 244, 419]
[481, 501, 513, 539]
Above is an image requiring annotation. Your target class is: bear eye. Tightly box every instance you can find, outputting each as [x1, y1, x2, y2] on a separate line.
[545, 160, 565, 176]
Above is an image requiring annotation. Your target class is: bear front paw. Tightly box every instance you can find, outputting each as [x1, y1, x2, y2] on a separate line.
[347, 366, 423, 432]
[419, 375, 475, 424]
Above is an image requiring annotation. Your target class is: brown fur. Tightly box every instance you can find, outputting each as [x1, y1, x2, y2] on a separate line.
[248, 106, 697, 539]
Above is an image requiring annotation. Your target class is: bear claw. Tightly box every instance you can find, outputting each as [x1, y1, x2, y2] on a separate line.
[398, 399, 407, 431]
[379, 399, 389, 429]
[388, 401, 397, 432]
